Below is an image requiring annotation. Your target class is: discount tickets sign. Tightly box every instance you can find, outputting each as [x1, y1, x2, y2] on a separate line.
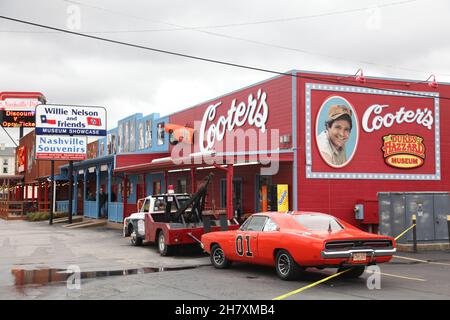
[35, 104, 107, 136]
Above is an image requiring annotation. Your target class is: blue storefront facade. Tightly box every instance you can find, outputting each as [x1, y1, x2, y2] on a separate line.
[59, 112, 170, 223]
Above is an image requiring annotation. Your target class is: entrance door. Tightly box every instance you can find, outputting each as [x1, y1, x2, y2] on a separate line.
[256, 175, 277, 212]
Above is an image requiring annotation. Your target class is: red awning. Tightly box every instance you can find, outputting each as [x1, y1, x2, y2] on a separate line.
[114, 152, 293, 174]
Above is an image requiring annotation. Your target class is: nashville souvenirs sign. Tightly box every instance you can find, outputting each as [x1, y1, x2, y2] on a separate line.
[305, 83, 440, 180]
[35, 104, 107, 136]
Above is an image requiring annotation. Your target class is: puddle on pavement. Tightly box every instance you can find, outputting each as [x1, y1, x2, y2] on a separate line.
[11, 265, 199, 286]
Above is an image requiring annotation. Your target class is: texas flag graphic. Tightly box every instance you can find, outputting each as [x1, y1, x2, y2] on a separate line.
[87, 117, 102, 126]
[40, 115, 56, 125]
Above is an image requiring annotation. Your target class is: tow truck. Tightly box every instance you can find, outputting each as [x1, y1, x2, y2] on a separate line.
[123, 173, 239, 256]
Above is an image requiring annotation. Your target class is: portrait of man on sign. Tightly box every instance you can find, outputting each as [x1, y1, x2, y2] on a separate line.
[316, 96, 358, 168]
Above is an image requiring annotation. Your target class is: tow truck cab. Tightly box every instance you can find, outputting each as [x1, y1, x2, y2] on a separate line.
[123, 193, 191, 244]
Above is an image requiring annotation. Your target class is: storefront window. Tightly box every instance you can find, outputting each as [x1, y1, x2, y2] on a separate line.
[157, 122, 165, 145]
[153, 181, 161, 195]
[138, 121, 144, 150]
[176, 179, 187, 194]
[145, 119, 152, 148]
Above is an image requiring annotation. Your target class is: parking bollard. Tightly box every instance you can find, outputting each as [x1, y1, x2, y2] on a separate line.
[412, 214, 417, 253]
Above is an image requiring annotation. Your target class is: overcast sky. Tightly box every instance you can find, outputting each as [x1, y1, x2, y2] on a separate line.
[1, 0, 449, 146]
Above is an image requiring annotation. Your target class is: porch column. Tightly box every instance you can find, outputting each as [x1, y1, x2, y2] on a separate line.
[122, 174, 128, 219]
[107, 164, 112, 218]
[96, 166, 100, 218]
[73, 171, 78, 215]
[142, 173, 146, 197]
[226, 165, 234, 220]
[31, 183, 35, 201]
[191, 168, 197, 193]
[24, 184, 28, 201]
[83, 169, 87, 215]
[44, 181, 49, 210]
[37, 182, 41, 209]
[164, 171, 168, 193]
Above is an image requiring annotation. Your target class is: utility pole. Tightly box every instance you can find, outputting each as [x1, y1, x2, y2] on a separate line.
[49, 160, 54, 225]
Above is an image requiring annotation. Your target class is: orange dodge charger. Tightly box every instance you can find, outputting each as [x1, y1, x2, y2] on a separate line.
[201, 211, 396, 280]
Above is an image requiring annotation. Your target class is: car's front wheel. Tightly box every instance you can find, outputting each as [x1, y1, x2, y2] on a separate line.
[157, 231, 173, 256]
[338, 266, 366, 278]
[210, 244, 231, 269]
[275, 250, 302, 281]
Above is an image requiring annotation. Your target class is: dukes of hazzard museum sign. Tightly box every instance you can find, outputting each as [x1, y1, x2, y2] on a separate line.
[305, 83, 440, 180]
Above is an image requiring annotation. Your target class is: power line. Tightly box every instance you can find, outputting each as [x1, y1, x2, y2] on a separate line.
[59, 0, 418, 31]
[59, 0, 450, 77]
[0, 125, 18, 147]
[2, 1, 443, 77]
[0, 14, 447, 101]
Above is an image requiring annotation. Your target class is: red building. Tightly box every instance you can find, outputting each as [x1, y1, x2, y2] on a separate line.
[115, 70, 449, 232]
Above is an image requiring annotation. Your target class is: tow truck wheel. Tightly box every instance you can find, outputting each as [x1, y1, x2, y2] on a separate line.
[210, 244, 231, 269]
[275, 250, 302, 281]
[157, 231, 173, 256]
[130, 232, 143, 246]
[338, 266, 366, 278]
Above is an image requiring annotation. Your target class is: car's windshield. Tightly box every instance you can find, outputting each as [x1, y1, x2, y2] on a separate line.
[294, 214, 344, 232]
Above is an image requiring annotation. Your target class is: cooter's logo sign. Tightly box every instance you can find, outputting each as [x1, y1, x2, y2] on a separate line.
[382, 134, 425, 169]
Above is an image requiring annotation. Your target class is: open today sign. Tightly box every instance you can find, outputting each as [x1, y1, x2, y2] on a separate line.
[35, 104, 107, 136]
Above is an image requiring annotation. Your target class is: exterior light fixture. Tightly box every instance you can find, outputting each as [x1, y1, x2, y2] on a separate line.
[426, 74, 438, 89]
[355, 69, 365, 83]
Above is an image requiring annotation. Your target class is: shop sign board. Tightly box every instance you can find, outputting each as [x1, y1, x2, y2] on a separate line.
[0, 98, 41, 128]
[35, 104, 107, 136]
[17, 146, 26, 173]
[277, 184, 289, 211]
[305, 83, 440, 180]
[35, 135, 87, 161]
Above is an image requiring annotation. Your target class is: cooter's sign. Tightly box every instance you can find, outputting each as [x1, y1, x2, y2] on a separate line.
[35, 104, 107, 136]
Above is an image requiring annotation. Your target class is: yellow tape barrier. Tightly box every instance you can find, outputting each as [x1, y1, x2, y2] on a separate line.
[394, 224, 417, 241]
[272, 269, 350, 300]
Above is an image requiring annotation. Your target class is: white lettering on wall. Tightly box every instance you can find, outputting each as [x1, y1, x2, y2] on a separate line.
[199, 89, 269, 152]
[362, 104, 434, 133]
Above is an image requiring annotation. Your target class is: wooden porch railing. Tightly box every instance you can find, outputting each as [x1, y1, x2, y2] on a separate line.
[0, 200, 25, 220]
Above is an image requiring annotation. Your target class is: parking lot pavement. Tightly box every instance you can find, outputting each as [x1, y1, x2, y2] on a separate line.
[0, 220, 209, 289]
[1, 219, 450, 300]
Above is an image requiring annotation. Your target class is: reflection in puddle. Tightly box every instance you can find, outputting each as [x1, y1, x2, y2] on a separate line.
[11, 266, 199, 286]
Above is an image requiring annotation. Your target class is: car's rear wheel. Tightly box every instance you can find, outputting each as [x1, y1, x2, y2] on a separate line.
[275, 250, 302, 281]
[210, 244, 231, 269]
[157, 231, 173, 256]
[338, 266, 366, 278]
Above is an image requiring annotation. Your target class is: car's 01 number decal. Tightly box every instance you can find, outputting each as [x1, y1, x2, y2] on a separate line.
[235, 235, 253, 257]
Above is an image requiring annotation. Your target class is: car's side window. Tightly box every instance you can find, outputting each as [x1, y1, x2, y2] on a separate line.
[262, 218, 279, 232]
[142, 199, 150, 212]
[246, 216, 268, 232]
[239, 217, 252, 231]
[153, 197, 166, 212]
